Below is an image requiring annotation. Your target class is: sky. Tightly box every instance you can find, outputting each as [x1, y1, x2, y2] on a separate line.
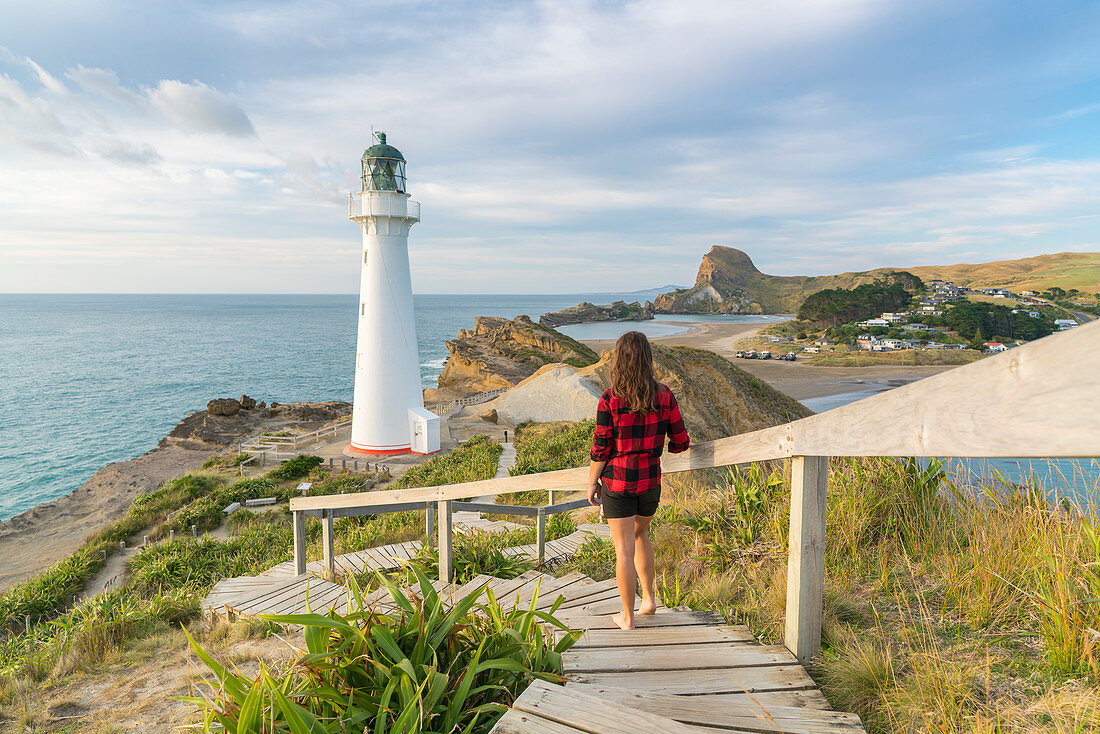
[1, 0, 1100, 294]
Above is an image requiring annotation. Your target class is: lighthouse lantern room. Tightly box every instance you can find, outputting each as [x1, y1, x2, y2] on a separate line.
[346, 133, 439, 456]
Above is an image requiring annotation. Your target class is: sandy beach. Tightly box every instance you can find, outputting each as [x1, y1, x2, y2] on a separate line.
[583, 318, 957, 402]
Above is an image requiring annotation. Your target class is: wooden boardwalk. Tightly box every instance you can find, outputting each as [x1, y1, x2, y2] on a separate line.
[201, 524, 610, 620]
[202, 526, 863, 732]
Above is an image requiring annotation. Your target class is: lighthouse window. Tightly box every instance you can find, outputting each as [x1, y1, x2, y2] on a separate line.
[360, 302, 365, 316]
[363, 251, 368, 265]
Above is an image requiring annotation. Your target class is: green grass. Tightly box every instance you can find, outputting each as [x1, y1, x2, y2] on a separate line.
[388, 435, 503, 490]
[501, 420, 593, 505]
[810, 350, 983, 367]
[408, 529, 537, 585]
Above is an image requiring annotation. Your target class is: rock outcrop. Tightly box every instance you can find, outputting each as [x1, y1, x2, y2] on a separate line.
[492, 364, 604, 424]
[480, 345, 811, 440]
[166, 400, 351, 448]
[425, 316, 599, 403]
[540, 300, 654, 327]
[207, 398, 241, 416]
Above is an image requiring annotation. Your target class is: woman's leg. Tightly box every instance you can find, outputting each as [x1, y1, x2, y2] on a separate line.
[634, 514, 657, 614]
[607, 515, 638, 630]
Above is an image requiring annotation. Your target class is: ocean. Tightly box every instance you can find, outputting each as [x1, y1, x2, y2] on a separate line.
[0, 294, 1093, 521]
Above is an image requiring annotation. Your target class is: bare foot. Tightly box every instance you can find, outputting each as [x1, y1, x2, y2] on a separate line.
[612, 612, 635, 630]
[638, 598, 657, 615]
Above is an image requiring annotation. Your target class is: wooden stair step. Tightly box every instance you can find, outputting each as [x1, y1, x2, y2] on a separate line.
[567, 664, 816, 695]
[554, 610, 720, 630]
[567, 624, 755, 648]
[563, 684, 863, 733]
[563, 642, 798, 673]
[498, 679, 711, 733]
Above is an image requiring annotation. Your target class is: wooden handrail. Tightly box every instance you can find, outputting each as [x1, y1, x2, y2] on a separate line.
[291, 320, 1099, 514]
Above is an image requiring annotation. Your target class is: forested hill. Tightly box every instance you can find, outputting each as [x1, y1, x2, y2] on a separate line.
[652, 247, 1100, 314]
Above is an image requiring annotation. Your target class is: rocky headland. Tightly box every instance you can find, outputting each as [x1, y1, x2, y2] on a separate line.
[424, 315, 599, 403]
[539, 300, 654, 327]
[429, 316, 811, 440]
[654, 245, 1100, 315]
[0, 398, 350, 592]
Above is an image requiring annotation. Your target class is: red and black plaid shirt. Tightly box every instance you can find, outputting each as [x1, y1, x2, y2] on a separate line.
[590, 384, 690, 495]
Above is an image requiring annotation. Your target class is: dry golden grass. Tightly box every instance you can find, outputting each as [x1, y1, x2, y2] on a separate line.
[639, 459, 1100, 732]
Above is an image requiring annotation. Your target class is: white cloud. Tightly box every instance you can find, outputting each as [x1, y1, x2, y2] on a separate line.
[147, 80, 256, 137]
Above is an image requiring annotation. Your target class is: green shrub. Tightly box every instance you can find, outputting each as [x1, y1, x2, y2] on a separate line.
[266, 454, 323, 481]
[128, 525, 293, 595]
[410, 530, 535, 584]
[389, 435, 503, 490]
[180, 570, 581, 734]
[545, 513, 576, 541]
[564, 536, 616, 581]
[0, 550, 103, 630]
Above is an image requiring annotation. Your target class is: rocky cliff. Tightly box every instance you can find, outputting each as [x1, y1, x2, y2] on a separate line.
[425, 316, 600, 403]
[654, 246, 1100, 314]
[540, 300, 654, 327]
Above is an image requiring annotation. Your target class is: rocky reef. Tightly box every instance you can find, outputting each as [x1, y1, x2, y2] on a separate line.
[540, 300, 654, 327]
[653, 246, 768, 314]
[424, 316, 599, 403]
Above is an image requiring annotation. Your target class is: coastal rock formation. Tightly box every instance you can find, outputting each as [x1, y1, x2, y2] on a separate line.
[540, 300, 654, 327]
[167, 400, 351, 448]
[207, 398, 241, 416]
[653, 247, 768, 314]
[492, 364, 604, 424]
[653, 246, 1100, 315]
[481, 345, 810, 441]
[240, 395, 257, 410]
[424, 316, 599, 403]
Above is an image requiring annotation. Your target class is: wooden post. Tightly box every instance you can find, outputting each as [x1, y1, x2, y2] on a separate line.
[322, 510, 335, 580]
[784, 455, 828, 663]
[293, 510, 307, 576]
[536, 509, 546, 565]
[425, 505, 435, 547]
[548, 489, 556, 506]
[438, 500, 453, 582]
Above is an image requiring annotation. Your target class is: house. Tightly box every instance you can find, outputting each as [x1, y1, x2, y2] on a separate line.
[984, 342, 1008, 353]
[767, 335, 793, 343]
[902, 338, 924, 348]
[943, 344, 967, 350]
[920, 307, 944, 317]
[1029, 312, 1041, 318]
[814, 338, 837, 346]
[1019, 291, 1036, 297]
[902, 323, 932, 332]
[855, 334, 878, 349]
[803, 345, 821, 353]
[858, 318, 889, 329]
[881, 313, 906, 324]
[993, 294, 1006, 299]
[881, 338, 909, 350]
[1054, 319, 1079, 330]
[925, 342, 946, 350]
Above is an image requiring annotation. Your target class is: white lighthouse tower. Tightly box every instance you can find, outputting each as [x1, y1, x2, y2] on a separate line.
[346, 133, 439, 456]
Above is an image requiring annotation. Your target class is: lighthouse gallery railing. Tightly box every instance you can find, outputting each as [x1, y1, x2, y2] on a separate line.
[289, 321, 1100, 662]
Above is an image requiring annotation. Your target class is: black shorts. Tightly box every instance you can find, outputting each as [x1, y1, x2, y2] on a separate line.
[601, 486, 660, 519]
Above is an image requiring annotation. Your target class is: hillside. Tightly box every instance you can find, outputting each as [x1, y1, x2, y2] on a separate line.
[654, 246, 1100, 314]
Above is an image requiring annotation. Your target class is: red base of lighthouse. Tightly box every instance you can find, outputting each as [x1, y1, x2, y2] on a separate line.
[344, 443, 412, 457]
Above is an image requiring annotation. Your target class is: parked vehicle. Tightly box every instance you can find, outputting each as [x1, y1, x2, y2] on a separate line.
[758, 351, 772, 360]
[744, 349, 757, 359]
[734, 350, 746, 358]
[783, 352, 797, 361]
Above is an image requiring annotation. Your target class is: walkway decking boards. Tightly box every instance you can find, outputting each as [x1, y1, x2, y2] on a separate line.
[201, 525, 610, 621]
[200, 523, 862, 733]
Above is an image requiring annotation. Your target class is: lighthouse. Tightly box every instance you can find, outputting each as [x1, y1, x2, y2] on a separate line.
[346, 133, 439, 455]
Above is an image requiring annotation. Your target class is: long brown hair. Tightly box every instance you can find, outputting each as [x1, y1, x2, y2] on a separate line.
[610, 331, 658, 413]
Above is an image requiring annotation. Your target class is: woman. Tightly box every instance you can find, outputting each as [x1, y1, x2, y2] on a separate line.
[588, 331, 690, 630]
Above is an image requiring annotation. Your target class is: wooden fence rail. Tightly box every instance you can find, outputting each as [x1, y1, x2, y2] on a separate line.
[290, 321, 1100, 662]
